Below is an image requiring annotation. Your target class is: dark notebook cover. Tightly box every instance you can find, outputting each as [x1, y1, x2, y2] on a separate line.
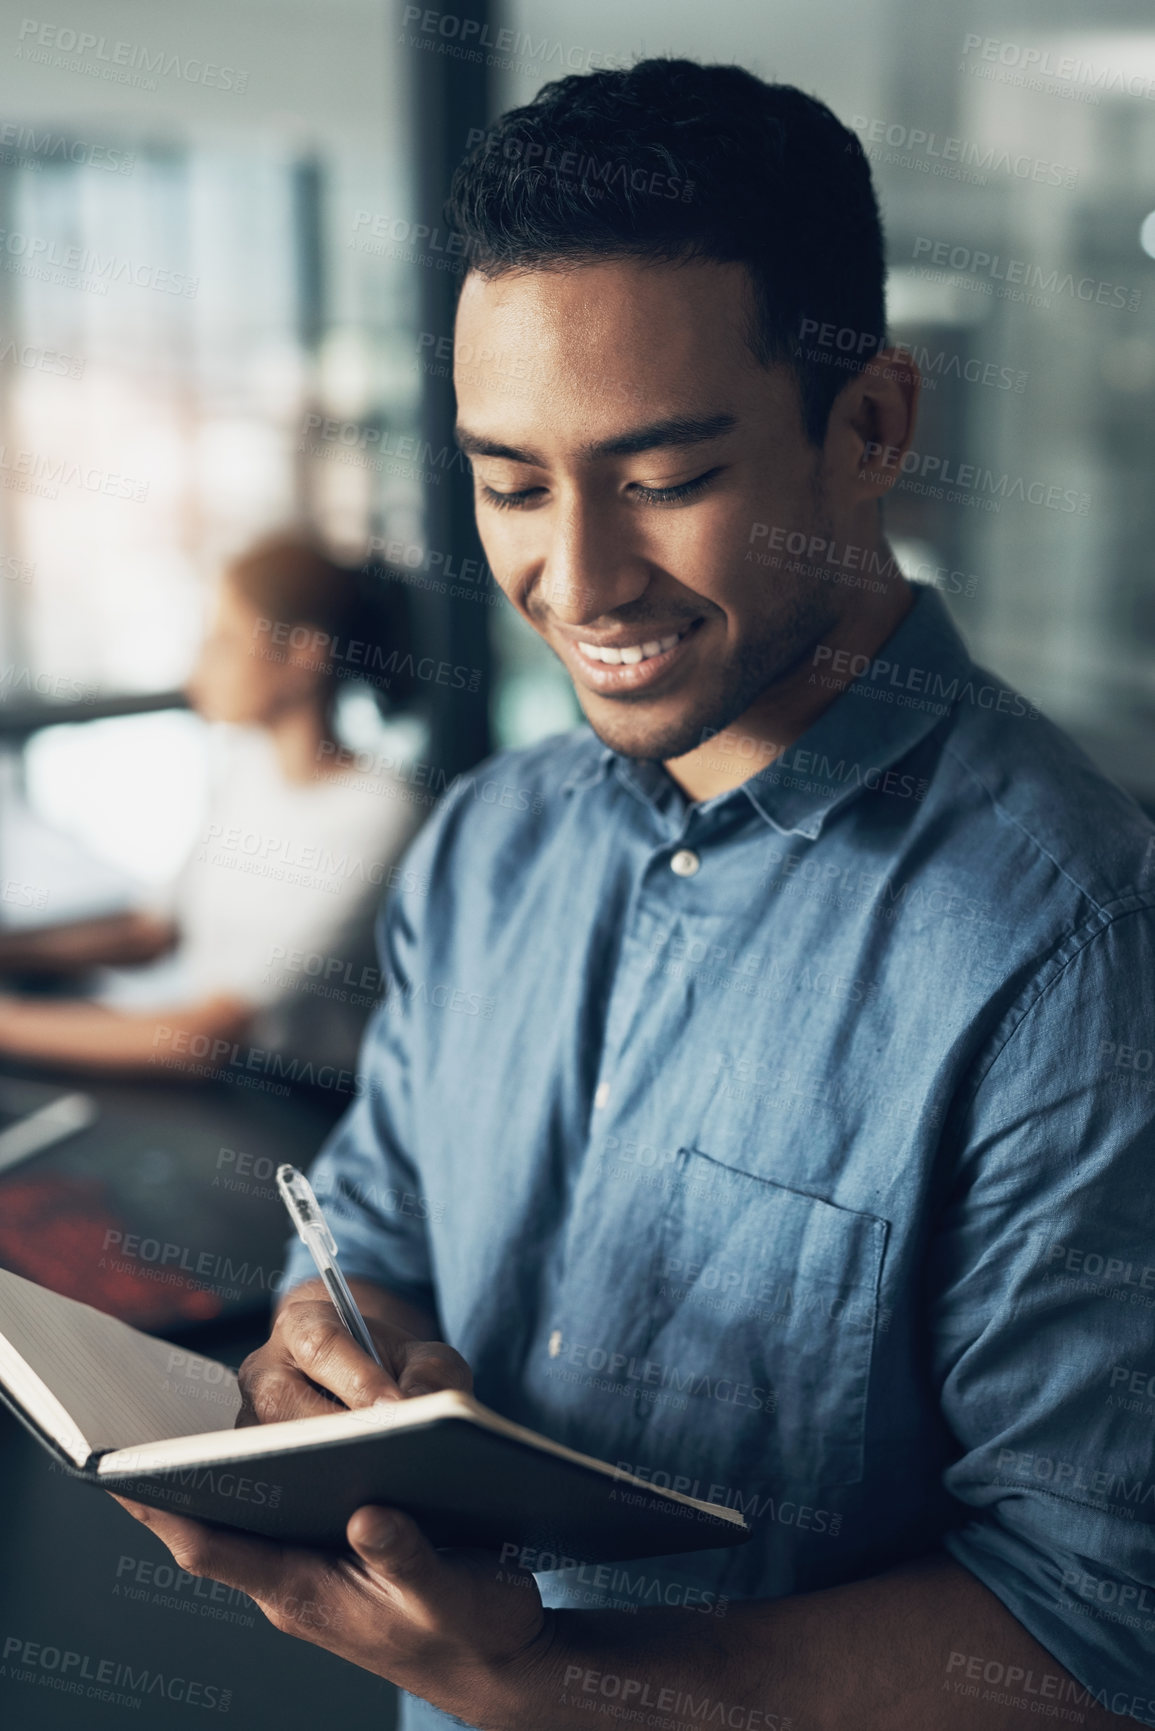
[0, 1266, 749, 1564]
[94, 1397, 749, 1561]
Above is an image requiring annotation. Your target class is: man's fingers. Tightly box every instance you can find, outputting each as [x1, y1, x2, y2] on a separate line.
[236, 1361, 348, 1428]
[108, 1493, 158, 1523]
[108, 1498, 274, 1586]
[234, 1299, 470, 1434]
[396, 1340, 473, 1398]
[288, 1310, 403, 1408]
[108, 1494, 335, 1636]
[237, 1301, 405, 1421]
[346, 1504, 440, 1589]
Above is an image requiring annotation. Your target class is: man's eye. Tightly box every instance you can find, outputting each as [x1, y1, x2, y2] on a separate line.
[629, 468, 722, 505]
[479, 483, 545, 510]
[478, 467, 722, 511]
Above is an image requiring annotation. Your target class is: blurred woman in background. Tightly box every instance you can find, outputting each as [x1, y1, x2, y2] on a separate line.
[0, 531, 421, 1078]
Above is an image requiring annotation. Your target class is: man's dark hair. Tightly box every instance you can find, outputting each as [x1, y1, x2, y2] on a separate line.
[445, 58, 886, 445]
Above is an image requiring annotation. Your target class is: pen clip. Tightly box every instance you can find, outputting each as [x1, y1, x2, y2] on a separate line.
[276, 1164, 338, 1256]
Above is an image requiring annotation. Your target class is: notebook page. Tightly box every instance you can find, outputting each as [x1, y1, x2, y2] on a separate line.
[0, 1267, 241, 1462]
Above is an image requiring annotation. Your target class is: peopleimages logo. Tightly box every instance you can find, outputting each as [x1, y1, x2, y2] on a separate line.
[498, 1543, 730, 1614]
[0, 446, 148, 502]
[995, 1445, 1155, 1515]
[195, 820, 395, 892]
[852, 115, 1077, 188]
[862, 440, 1091, 515]
[1061, 1565, 1155, 1625]
[253, 616, 481, 694]
[960, 33, 1155, 102]
[2, 876, 48, 911]
[463, 124, 695, 201]
[613, 1458, 845, 1536]
[147, 1021, 363, 1099]
[0, 123, 134, 173]
[15, 19, 249, 94]
[1, 1634, 232, 1711]
[399, 6, 626, 74]
[0, 663, 97, 702]
[945, 1650, 1155, 1725]
[0, 338, 85, 380]
[798, 319, 1027, 395]
[99, 1228, 283, 1296]
[558, 1668, 790, 1731]
[809, 644, 1039, 718]
[911, 236, 1140, 311]
[114, 1552, 257, 1628]
[0, 227, 197, 297]
[547, 1336, 776, 1415]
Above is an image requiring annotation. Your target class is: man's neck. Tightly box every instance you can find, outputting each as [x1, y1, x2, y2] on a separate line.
[665, 564, 917, 804]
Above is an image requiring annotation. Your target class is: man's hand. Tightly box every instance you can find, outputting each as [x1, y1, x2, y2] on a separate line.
[235, 1283, 473, 1427]
[111, 1278, 547, 1722]
[107, 1497, 554, 1725]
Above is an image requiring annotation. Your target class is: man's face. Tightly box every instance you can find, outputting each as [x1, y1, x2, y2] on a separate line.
[454, 257, 846, 762]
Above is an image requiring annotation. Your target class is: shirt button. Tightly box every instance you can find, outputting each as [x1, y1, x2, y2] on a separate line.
[670, 848, 701, 877]
[593, 1081, 611, 1109]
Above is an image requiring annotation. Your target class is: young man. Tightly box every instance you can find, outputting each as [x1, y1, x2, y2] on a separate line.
[115, 61, 1155, 1729]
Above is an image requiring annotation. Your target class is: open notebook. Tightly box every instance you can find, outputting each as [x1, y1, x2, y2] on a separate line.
[0, 1267, 749, 1560]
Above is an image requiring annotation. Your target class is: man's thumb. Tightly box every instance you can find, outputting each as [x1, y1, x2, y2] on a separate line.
[347, 1505, 436, 1584]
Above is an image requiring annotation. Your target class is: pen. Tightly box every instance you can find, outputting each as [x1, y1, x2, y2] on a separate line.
[276, 1163, 385, 1367]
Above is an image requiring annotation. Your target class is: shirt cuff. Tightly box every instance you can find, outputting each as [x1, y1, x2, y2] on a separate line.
[944, 1512, 1155, 1727]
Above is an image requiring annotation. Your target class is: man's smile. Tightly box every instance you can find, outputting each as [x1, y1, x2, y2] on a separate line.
[554, 618, 706, 697]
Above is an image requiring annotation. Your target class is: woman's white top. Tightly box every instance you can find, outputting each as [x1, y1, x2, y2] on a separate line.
[99, 728, 422, 1072]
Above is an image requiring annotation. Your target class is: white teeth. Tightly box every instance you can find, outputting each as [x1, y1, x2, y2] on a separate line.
[578, 630, 684, 666]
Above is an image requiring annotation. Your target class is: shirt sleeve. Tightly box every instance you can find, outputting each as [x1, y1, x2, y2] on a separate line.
[279, 817, 442, 1317]
[931, 902, 1155, 1725]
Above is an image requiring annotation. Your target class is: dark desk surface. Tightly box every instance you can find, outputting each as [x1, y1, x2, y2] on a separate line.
[0, 1068, 400, 1729]
[0, 1067, 347, 1334]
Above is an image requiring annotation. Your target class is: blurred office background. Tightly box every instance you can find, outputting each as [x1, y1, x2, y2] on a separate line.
[0, 4, 1151, 1727]
[0, 0, 1151, 919]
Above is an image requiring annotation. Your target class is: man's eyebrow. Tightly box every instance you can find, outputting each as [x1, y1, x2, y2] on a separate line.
[581, 412, 739, 460]
[453, 412, 738, 466]
[453, 428, 542, 463]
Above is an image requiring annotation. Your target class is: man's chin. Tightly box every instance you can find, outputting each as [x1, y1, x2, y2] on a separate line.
[577, 692, 717, 764]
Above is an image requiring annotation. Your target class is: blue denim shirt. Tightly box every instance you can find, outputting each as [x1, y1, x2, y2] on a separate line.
[284, 585, 1155, 1729]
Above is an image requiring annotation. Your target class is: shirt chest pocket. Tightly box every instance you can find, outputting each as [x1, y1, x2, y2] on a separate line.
[633, 1149, 888, 1493]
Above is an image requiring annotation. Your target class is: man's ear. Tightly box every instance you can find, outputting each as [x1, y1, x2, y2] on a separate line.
[821, 347, 921, 512]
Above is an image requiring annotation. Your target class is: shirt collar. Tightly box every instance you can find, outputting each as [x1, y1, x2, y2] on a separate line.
[562, 585, 974, 839]
[741, 583, 974, 838]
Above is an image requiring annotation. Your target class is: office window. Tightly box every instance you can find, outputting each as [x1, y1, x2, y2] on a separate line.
[0, 140, 424, 696]
[0, 3, 423, 887]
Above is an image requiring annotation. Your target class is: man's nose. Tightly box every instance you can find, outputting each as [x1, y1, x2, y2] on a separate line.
[537, 497, 649, 625]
